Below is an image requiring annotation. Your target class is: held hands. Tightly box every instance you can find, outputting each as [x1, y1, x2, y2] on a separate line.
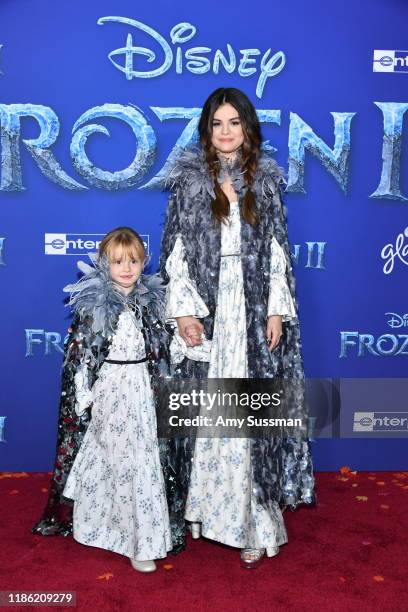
[266, 315, 283, 352]
[176, 316, 204, 347]
[176, 315, 281, 350]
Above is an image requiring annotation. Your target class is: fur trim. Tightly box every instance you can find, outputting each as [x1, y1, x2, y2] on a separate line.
[164, 145, 286, 201]
[64, 254, 166, 337]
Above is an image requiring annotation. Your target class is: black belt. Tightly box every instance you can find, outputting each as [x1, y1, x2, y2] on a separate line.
[104, 358, 147, 365]
[220, 253, 240, 257]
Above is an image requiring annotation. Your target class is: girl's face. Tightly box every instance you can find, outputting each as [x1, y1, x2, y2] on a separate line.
[210, 103, 245, 157]
[108, 245, 144, 295]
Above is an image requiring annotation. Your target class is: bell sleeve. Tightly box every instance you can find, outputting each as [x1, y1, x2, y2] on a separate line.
[164, 235, 211, 363]
[165, 235, 210, 321]
[268, 236, 297, 321]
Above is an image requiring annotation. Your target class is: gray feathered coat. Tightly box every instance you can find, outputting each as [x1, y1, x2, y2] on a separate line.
[160, 145, 315, 509]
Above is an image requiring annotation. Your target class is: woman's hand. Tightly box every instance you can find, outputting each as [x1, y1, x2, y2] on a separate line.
[266, 315, 283, 352]
[176, 316, 204, 347]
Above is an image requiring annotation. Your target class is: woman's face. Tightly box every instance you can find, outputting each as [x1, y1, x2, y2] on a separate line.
[210, 103, 244, 156]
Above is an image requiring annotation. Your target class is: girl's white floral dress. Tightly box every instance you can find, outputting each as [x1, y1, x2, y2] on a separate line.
[165, 201, 296, 551]
[63, 308, 172, 561]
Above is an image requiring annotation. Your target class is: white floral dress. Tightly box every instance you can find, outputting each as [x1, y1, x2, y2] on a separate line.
[165, 201, 296, 550]
[63, 309, 172, 561]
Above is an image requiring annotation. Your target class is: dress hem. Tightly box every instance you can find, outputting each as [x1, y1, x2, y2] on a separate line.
[184, 516, 289, 549]
[72, 528, 172, 561]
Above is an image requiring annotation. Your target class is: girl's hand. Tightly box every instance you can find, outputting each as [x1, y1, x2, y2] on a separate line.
[266, 315, 283, 352]
[176, 316, 204, 347]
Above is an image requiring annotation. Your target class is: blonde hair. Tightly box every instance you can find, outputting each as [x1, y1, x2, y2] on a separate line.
[99, 227, 146, 262]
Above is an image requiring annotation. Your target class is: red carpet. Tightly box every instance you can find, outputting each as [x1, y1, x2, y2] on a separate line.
[0, 470, 407, 612]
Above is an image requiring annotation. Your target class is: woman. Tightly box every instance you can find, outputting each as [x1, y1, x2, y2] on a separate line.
[160, 87, 315, 568]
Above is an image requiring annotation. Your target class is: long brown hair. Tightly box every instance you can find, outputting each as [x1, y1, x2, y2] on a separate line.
[198, 87, 262, 225]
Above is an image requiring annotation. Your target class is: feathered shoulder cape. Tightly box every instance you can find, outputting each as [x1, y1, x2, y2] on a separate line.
[64, 254, 166, 339]
[164, 144, 286, 202]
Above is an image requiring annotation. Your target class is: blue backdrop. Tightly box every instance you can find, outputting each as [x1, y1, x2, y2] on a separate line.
[1, 0, 407, 471]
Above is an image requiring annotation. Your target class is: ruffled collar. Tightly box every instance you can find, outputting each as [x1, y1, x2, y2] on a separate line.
[63, 254, 165, 336]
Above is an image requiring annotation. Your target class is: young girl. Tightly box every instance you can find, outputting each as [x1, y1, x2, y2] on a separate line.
[34, 227, 178, 572]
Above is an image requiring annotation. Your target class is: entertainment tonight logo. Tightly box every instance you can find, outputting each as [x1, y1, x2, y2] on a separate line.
[353, 412, 408, 432]
[373, 50, 408, 73]
[44, 233, 150, 255]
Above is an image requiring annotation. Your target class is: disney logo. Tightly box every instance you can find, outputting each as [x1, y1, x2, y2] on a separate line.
[381, 227, 408, 274]
[97, 17, 286, 99]
[386, 313, 408, 328]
